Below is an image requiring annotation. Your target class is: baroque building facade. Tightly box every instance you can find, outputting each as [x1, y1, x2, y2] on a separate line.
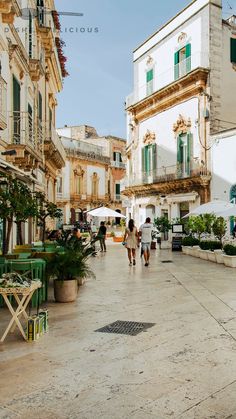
[0, 0, 66, 249]
[124, 0, 236, 227]
[56, 125, 126, 224]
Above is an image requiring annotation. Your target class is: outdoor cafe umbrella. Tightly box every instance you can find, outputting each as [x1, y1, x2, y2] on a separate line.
[215, 206, 236, 217]
[87, 206, 126, 218]
[183, 200, 234, 218]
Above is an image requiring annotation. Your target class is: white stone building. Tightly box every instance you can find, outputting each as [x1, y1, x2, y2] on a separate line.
[124, 0, 236, 229]
[0, 0, 66, 250]
[56, 125, 126, 225]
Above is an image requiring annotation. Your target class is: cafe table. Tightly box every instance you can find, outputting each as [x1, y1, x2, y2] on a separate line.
[0, 281, 41, 342]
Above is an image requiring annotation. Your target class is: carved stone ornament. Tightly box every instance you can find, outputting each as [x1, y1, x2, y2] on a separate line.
[143, 130, 156, 145]
[74, 166, 84, 176]
[178, 32, 187, 46]
[146, 55, 154, 68]
[173, 114, 191, 135]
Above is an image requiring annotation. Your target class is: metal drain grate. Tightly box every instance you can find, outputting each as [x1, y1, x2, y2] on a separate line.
[161, 260, 173, 263]
[95, 320, 155, 336]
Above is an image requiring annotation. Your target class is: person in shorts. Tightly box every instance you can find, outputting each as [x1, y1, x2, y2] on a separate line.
[139, 217, 153, 267]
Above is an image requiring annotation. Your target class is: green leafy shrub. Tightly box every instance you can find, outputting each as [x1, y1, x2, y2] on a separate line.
[110, 231, 115, 237]
[199, 240, 222, 251]
[223, 244, 236, 256]
[182, 236, 199, 246]
[212, 217, 227, 244]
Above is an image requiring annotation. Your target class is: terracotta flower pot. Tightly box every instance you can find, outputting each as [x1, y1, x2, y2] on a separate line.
[54, 279, 78, 303]
[113, 237, 123, 242]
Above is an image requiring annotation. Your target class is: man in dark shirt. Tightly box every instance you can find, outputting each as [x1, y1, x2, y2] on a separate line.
[98, 221, 107, 252]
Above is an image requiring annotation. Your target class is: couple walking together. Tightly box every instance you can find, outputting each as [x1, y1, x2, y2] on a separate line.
[123, 217, 153, 267]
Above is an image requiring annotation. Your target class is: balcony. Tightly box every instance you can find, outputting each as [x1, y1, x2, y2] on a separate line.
[124, 162, 211, 200]
[0, 76, 7, 130]
[44, 125, 66, 169]
[111, 161, 126, 169]
[56, 192, 70, 201]
[65, 144, 110, 165]
[1, 0, 21, 23]
[126, 52, 209, 111]
[6, 111, 43, 168]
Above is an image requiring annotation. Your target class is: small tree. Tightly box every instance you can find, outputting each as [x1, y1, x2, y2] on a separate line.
[0, 177, 37, 252]
[187, 214, 216, 240]
[154, 216, 172, 239]
[35, 192, 63, 242]
[212, 217, 227, 246]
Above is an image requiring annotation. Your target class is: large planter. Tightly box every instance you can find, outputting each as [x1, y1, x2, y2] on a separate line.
[192, 246, 200, 258]
[206, 250, 216, 263]
[223, 255, 236, 268]
[214, 250, 224, 264]
[182, 246, 187, 254]
[184, 246, 192, 255]
[54, 279, 78, 303]
[199, 249, 209, 260]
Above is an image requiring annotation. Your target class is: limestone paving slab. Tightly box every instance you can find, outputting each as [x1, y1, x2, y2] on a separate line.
[1, 245, 236, 417]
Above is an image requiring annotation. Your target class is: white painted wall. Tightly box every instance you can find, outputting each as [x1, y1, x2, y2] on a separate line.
[132, 4, 210, 103]
[132, 97, 199, 178]
[87, 166, 106, 196]
[211, 134, 236, 201]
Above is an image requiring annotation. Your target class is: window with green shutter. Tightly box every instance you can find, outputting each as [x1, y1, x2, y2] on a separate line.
[13, 76, 21, 144]
[230, 38, 236, 63]
[142, 144, 157, 175]
[29, 10, 33, 58]
[174, 44, 191, 80]
[146, 68, 154, 96]
[177, 133, 193, 178]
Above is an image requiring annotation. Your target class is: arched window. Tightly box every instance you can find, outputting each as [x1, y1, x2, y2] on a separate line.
[92, 172, 99, 198]
[74, 166, 84, 195]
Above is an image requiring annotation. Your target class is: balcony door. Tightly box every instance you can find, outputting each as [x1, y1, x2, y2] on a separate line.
[177, 133, 192, 178]
[13, 76, 21, 144]
[142, 144, 157, 183]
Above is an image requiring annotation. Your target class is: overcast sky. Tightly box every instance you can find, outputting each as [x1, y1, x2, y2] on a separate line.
[55, 0, 235, 139]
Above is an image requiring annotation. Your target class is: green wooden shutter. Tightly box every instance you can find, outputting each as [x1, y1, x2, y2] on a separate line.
[13, 76, 21, 144]
[174, 51, 179, 80]
[142, 148, 145, 173]
[145, 145, 150, 173]
[187, 133, 193, 176]
[13, 76, 20, 112]
[230, 38, 236, 63]
[152, 143, 157, 172]
[185, 43, 191, 72]
[113, 152, 116, 161]
[115, 184, 120, 194]
[38, 92, 42, 121]
[146, 69, 153, 82]
[177, 136, 183, 164]
[29, 11, 33, 58]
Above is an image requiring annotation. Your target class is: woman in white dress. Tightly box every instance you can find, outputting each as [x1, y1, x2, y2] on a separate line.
[123, 219, 138, 266]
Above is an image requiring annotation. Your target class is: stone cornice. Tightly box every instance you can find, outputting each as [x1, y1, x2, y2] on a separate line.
[127, 68, 209, 122]
[123, 175, 211, 198]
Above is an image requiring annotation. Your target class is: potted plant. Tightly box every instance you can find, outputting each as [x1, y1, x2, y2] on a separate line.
[181, 236, 200, 256]
[47, 237, 95, 302]
[223, 244, 236, 268]
[153, 216, 172, 249]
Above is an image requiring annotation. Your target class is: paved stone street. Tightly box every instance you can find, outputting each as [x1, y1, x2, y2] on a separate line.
[1, 242, 236, 418]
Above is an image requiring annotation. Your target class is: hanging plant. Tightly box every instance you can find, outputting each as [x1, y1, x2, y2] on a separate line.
[55, 37, 69, 78]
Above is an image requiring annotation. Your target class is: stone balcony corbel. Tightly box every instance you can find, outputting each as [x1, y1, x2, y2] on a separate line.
[29, 58, 44, 82]
[1, 0, 21, 23]
[0, 0, 12, 14]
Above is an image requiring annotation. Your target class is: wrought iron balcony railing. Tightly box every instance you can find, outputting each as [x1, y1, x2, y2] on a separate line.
[45, 124, 67, 163]
[128, 162, 210, 187]
[111, 160, 126, 169]
[9, 111, 43, 152]
[0, 76, 7, 130]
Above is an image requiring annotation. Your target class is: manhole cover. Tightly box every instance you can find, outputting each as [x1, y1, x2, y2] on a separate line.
[95, 320, 155, 336]
[161, 260, 173, 263]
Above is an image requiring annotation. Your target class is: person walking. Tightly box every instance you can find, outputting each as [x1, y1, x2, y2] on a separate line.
[97, 221, 107, 252]
[139, 217, 153, 267]
[123, 219, 138, 266]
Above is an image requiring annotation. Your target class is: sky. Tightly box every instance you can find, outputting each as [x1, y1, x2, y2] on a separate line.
[54, 0, 235, 139]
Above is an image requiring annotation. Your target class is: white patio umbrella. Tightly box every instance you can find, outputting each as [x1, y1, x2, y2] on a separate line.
[184, 200, 234, 218]
[215, 206, 236, 217]
[87, 206, 126, 218]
